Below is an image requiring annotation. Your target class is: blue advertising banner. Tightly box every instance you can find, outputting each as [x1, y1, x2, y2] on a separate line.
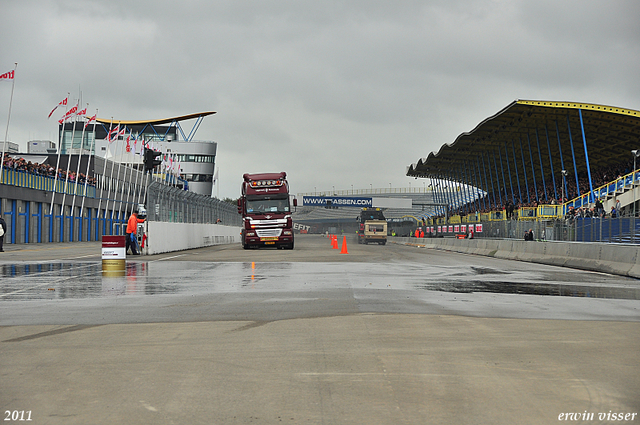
[303, 196, 372, 208]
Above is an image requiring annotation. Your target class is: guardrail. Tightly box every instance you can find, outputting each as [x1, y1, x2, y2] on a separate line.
[1, 168, 96, 197]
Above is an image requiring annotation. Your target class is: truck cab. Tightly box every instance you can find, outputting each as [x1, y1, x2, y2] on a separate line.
[238, 172, 295, 249]
[357, 207, 387, 245]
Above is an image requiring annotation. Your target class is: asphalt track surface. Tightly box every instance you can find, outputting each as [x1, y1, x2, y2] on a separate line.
[0, 235, 638, 424]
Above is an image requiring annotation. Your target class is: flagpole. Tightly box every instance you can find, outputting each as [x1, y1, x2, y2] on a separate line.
[1, 63, 17, 183]
[120, 130, 135, 220]
[107, 123, 126, 231]
[60, 100, 80, 224]
[70, 104, 88, 227]
[114, 126, 128, 224]
[96, 118, 113, 222]
[80, 109, 98, 221]
[105, 123, 120, 227]
[135, 135, 146, 207]
[50, 93, 70, 216]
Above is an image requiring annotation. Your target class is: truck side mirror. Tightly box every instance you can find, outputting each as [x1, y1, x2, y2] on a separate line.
[293, 198, 297, 207]
[237, 198, 243, 214]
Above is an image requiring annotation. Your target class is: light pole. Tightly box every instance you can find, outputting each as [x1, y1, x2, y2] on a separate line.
[632, 150, 639, 218]
[561, 170, 568, 216]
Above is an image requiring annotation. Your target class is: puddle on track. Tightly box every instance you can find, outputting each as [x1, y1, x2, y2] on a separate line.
[0, 261, 638, 301]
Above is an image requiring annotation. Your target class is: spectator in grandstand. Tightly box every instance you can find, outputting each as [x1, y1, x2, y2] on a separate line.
[610, 206, 617, 218]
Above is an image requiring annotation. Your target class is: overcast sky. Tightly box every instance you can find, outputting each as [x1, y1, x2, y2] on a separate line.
[1, 0, 639, 199]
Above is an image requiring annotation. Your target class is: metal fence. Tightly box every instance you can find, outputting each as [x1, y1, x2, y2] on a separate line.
[477, 217, 640, 244]
[145, 180, 241, 226]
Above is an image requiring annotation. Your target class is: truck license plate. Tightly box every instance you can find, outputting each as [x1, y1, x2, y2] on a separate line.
[265, 241, 275, 245]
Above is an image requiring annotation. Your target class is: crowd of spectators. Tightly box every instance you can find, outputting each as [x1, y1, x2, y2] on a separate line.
[431, 157, 636, 220]
[2, 153, 96, 186]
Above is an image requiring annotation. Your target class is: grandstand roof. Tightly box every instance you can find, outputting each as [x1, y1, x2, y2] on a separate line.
[96, 111, 216, 126]
[406, 100, 640, 199]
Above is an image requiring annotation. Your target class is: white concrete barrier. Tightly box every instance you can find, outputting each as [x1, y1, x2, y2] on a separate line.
[391, 237, 640, 278]
[145, 222, 241, 255]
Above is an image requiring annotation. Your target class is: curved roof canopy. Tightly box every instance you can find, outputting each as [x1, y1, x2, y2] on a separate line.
[406, 100, 640, 200]
[96, 111, 216, 125]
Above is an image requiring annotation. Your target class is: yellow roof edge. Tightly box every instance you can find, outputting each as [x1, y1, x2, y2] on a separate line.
[95, 111, 217, 125]
[516, 100, 640, 118]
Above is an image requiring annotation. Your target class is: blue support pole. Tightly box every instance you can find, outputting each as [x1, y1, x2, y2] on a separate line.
[566, 114, 581, 198]
[440, 174, 452, 215]
[497, 145, 510, 205]
[464, 160, 476, 212]
[535, 128, 548, 202]
[519, 136, 530, 204]
[429, 177, 440, 215]
[503, 143, 515, 205]
[555, 119, 568, 201]
[10, 200, 16, 244]
[19, 202, 29, 243]
[459, 166, 470, 214]
[454, 169, 467, 214]
[474, 160, 487, 211]
[527, 133, 539, 202]
[579, 109, 595, 203]
[544, 124, 558, 201]
[34, 202, 42, 243]
[492, 151, 503, 207]
[469, 161, 484, 211]
[511, 140, 523, 205]
[450, 171, 461, 214]
[463, 163, 474, 213]
[482, 153, 496, 208]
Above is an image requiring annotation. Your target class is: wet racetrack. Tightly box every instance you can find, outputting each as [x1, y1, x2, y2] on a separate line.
[1, 235, 638, 325]
[1, 235, 639, 425]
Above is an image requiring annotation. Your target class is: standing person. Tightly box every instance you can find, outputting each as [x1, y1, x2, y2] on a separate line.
[126, 210, 145, 255]
[0, 214, 6, 252]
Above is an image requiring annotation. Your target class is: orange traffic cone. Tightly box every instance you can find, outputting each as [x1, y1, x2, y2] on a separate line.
[340, 236, 349, 254]
[332, 236, 339, 249]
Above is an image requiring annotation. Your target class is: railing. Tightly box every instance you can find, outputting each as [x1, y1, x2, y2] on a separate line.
[1, 168, 97, 197]
[567, 169, 640, 210]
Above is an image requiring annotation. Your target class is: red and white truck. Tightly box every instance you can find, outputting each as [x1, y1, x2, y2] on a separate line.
[237, 172, 296, 249]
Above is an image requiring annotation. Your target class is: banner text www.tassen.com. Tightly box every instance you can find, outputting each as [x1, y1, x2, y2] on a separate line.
[303, 196, 372, 208]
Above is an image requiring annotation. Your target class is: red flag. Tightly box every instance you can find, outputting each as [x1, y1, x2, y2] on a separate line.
[58, 104, 78, 124]
[125, 133, 131, 153]
[48, 97, 68, 118]
[84, 114, 96, 129]
[0, 70, 14, 80]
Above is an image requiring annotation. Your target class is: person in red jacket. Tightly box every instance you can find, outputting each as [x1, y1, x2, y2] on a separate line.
[126, 211, 145, 255]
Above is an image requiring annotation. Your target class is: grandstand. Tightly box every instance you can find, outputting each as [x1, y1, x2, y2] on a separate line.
[406, 100, 640, 243]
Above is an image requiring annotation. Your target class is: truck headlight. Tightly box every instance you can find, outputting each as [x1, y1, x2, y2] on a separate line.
[283, 230, 292, 236]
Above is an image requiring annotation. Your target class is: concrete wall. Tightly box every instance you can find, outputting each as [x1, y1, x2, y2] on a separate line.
[145, 222, 241, 255]
[392, 236, 640, 279]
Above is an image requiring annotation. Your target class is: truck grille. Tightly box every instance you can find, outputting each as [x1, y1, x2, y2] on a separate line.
[256, 229, 282, 238]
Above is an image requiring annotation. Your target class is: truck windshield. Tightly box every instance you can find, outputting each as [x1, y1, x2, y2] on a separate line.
[360, 210, 385, 222]
[246, 197, 290, 214]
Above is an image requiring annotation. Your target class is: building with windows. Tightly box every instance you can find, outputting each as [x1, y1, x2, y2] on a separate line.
[59, 112, 218, 196]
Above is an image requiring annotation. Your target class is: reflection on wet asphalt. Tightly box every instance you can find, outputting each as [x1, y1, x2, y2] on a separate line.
[0, 261, 638, 301]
